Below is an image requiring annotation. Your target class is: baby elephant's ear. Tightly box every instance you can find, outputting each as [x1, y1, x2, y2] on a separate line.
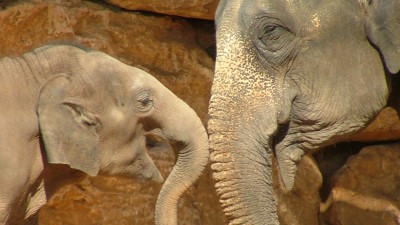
[364, 0, 400, 74]
[37, 75, 100, 176]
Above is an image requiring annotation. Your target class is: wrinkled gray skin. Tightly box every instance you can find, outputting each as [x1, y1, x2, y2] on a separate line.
[208, 0, 400, 224]
[0, 45, 209, 225]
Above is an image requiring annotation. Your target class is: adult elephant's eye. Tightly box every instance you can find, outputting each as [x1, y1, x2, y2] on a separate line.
[253, 19, 299, 66]
[259, 24, 292, 52]
[261, 25, 282, 39]
[136, 91, 154, 113]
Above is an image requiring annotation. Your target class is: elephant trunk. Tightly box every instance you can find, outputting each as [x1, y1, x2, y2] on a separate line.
[208, 12, 282, 222]
[208, 97, 279, 225]
[149, 81, 209, 225]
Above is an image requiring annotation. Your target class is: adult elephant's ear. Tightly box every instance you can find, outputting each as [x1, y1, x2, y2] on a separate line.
[363, 0, 400, 74]
[37, 75, 100, 176]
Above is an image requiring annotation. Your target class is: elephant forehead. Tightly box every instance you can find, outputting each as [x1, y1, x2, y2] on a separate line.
[81, 52, 129, 78]
[225, 0, 362, 39]
[301, 1, 363, 37]
[214, 31, 275, 100]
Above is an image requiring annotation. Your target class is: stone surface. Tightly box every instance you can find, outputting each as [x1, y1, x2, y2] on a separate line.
[320, 143, 400, 225]
[105, 0, 220, 20]
[0, 1, 224, 224]
[344, 107, 400, 142]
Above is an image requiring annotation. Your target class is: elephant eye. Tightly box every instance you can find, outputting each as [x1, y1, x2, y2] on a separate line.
[262, 25, 284, 40]
[253, 19, 299, 66]
[259, 24, 293, 52]
[136, 91, 154, 113]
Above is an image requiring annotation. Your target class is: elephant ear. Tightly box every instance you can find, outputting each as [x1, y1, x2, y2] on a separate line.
[37, 75, 100, 176]
[364, 0, 400, 74]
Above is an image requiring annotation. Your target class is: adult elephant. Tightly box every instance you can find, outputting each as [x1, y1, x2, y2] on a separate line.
[208, 0, 400, 224]
[0, 45, 209, 225]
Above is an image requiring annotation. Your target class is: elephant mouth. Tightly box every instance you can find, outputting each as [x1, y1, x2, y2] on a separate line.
[135, 170, 164, 184]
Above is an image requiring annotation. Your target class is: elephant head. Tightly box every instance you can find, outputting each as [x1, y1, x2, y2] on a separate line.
[208, 0, 399, 224]
[35, 45, 208, 225]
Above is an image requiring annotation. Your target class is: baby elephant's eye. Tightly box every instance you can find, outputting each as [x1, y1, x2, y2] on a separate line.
[136, 91, 154, 112]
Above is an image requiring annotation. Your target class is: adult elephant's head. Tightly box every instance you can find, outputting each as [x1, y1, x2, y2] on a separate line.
[208, 0, 399, 224]
[36, 46, 209, 225]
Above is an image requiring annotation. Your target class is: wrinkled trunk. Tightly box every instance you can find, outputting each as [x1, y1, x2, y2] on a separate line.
[146, 77, 209, 225]
[208, 98, 279, 225]
[208, 3, 282, 223]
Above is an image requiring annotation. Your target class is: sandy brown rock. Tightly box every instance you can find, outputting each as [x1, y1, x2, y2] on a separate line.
[343, 107, 400, 142]
[105, 0, 219, 20]
[0, 1, 224, 224]
[320, 143, 400, 225]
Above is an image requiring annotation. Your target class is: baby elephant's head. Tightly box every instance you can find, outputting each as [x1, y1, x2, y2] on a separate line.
[37, 46, 209, 225]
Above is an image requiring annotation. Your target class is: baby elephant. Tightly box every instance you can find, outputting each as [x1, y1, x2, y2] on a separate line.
[0, 45, 209, 225]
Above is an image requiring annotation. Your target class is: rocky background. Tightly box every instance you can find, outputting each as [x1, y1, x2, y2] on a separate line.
[0, 1, 399, 225]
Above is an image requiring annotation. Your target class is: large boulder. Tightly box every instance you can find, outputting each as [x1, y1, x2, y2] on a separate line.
[0, 1, 224, 224]
[320, 143, 400, 225]
[346, 107, 400, 142]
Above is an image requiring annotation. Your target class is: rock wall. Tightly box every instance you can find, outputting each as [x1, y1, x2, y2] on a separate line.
[105, 0, 219, 20]
[319, 144, 400, 225]
[1, 0, 400, 225]
[341, 107, 400, 142]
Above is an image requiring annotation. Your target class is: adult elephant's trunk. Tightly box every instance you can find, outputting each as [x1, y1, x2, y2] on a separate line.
[143, 75, 209, 225]
[208, 83, 280, 225]
[210, 121, 279, 224]
[208, 4, 283, 224]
